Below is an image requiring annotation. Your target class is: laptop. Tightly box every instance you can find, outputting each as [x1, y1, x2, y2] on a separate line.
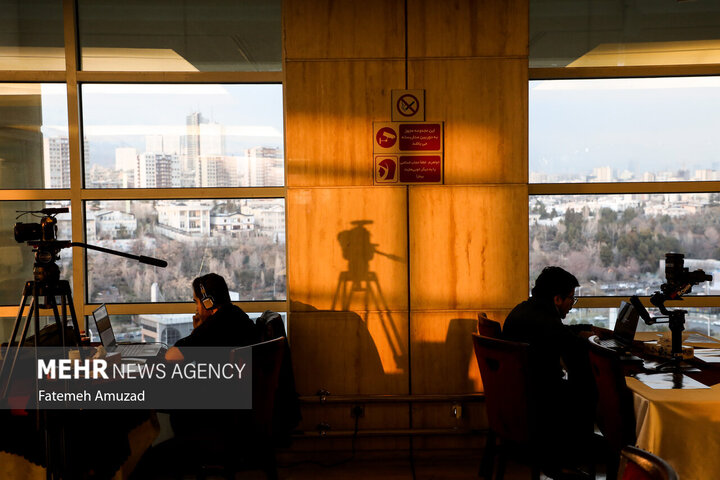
[597, 300, 640, 352]
[92, 304, 163, 358]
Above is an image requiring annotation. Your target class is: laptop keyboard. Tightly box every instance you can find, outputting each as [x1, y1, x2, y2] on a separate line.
[119, 344, 157, 356]
[597, 338, 626, 350]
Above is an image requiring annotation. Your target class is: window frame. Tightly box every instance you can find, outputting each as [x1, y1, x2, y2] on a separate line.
[529, 64, 720, 311]
[0, 0, 287, 322]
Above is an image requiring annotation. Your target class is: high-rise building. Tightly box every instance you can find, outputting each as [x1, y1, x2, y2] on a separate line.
[185, 112, 225, 181]
[44, 136, 91, 188]
[196, 155, 238, 187]
[245, 146, 283, 186]
[136, 153, 180, 188]
[44, 137, 70, 188]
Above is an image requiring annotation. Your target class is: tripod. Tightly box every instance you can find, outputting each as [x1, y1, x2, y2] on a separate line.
[0, 268, 81, 399]
[0, 259, 82, 480]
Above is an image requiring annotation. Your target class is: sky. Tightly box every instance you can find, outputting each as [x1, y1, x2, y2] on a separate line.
[39, 83, 284, 166]
[529, 76, 720, 177]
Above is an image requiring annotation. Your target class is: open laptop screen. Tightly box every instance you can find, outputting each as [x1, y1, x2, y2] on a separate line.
[614, 301, 640, 343]
[93, 304, 116, 348]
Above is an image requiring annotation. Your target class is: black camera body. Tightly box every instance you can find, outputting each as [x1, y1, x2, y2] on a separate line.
[14, 216, 58, 243]
[13, 207, 68, 244]
[661, 252, 713, 300]
[14, 208, 69, 284]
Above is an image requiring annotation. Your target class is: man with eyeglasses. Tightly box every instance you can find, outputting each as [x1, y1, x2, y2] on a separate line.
[503, 266, 599, 479]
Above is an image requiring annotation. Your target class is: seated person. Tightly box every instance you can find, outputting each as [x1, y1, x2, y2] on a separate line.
[132, 274, 257, 479]
[165, 273, 257, 362]
[503, 266, 598, 474]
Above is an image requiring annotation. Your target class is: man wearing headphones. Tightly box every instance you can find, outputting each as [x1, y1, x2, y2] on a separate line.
[165, 272, 257, 361]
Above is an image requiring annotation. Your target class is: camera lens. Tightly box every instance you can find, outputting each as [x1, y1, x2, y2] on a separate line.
[14, 222, 42, 243]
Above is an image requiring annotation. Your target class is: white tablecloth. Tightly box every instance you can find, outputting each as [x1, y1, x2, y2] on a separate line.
[626, 377, 720, 480]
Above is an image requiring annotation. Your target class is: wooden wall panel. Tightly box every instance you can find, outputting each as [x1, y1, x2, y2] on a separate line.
[407, 0, 528, 58]
[410, 311, 481, 395]
[285, 60, 406, 186]
[289, 310, 409, 396]
[408, 58, 527, 185]
[288, 187, 408, 311]
[409, 185, 528, 311]
[284, 0, 405, 60]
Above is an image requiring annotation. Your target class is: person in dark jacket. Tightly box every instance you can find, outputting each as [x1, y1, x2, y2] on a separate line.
[165, 273, 257, 362]
[503, 266, 598, 477]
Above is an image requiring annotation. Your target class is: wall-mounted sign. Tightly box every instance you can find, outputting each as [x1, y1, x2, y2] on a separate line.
[391, 89, 425, 121]
[373, 121, 443, 184]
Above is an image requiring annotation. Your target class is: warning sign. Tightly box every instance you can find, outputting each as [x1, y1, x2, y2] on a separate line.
[399, 123, 442, 151]
[399, 155, 442, 183]
[375, 126, 397, 149]
[374, 156, 398, 183]
[391, 90, 425, 121]
[373, 121, 443, 185]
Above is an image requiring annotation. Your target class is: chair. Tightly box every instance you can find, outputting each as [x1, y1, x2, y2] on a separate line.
[472, 333, 540, 480]
[587, 336, 637, 480]
[180, 337, 286, 480]
[477, 312, 502, 338]
[617, 446, 678, 480]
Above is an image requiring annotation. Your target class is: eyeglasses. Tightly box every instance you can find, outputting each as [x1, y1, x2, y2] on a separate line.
[566, 295, 579, 306]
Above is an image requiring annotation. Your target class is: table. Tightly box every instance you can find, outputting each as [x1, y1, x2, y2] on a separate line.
[626, 376, 720, 480]
[0, 410, 159, 479]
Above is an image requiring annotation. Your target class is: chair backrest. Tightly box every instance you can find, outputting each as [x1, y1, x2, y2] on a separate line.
[472, 333, 534, 445]
[587, 336, 637, 453]
[618, 446, 679, 480]
[255, 311, 302, 445]
[231, 336, 285, 437]
[477, 312, 502, 338]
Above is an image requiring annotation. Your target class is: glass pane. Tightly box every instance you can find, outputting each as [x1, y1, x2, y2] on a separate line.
[85, 311, 286, 347]
[529, 193, 720, 297]
[77, 0, 281, 72]
[85, 199, 286, 303]
[81, 84, 284, 188]
[0, 83, 69, 189]
[0, 0, 64, 71]
[530, 0, 720, 68]
[566, 307, 720, 339]
[530, 77, 720, 184]
[0, 200, 72, 306]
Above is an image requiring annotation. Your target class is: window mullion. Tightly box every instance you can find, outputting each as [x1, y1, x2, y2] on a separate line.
[64, 0, 86, 329]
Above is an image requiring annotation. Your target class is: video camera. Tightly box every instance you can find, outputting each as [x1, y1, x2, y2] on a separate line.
[14, 207, 67, 243]
[14, 208, 71, 284]
[650, 253, 712, 314]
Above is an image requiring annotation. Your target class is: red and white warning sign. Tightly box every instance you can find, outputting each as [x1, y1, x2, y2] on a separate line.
[375, 125, 398, 150]
[374, 156, 398, 183]
[373, 121, 443, 185]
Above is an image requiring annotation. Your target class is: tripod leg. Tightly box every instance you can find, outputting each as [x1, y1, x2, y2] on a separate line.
[47, 289, 66, 347]
[1, 295, 37, 399]
[61, 281, 81, 346]
[0, 288, 30, 384]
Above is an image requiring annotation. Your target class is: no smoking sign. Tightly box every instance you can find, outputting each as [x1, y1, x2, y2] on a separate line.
[391, 89, 424, 121]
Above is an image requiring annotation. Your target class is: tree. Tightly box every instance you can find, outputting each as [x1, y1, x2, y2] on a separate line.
[600, 244, 613, 267]
[562, 208, 585, 248]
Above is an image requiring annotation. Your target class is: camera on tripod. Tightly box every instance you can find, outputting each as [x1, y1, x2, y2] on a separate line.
[660, 252, 713, 301]
[14, 207, 70, 285]
[14, 207, 67, 243]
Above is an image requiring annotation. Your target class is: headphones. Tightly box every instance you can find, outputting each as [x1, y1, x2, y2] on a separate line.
[199, 282, 216, 310]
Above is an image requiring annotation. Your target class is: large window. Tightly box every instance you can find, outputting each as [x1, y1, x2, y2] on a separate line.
[530, 0, 720, 336]
[0, 0, 284, 342]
